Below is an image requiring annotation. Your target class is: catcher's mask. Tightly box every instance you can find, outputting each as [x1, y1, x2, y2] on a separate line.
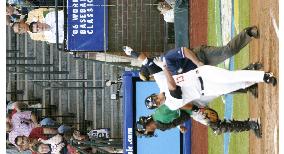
[145, 94, 158, 109]
[200, 107, 219, 123]
[135, 116, 156, 137]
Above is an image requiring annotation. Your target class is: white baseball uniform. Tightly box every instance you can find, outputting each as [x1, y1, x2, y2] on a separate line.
[165, 65, 264, 110]
[153, 71, 169, 93]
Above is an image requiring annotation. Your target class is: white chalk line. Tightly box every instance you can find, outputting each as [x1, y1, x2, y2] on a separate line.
[270, 9, 279, 39]
[274, 125, 278, 154]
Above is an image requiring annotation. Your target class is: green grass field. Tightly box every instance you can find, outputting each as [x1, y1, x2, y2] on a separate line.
[207, 0, 250, 154]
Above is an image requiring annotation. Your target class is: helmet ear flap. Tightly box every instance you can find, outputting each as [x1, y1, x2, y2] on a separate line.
[139, 66, 150, 81]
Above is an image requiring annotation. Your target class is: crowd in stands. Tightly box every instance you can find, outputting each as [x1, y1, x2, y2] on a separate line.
[6, 0, 176, 44]
[6, 101, 78, 154]
[6, 100, 123, 153]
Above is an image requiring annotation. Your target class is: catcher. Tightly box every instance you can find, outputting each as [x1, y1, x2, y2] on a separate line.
[135, 104, 262, 138]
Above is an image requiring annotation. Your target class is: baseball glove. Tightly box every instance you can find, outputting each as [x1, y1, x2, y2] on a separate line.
[198, 107, 219, 123]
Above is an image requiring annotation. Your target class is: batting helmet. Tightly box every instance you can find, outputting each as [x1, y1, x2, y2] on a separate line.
[144, 94, 158, 109]
[139, 66, 150, 81]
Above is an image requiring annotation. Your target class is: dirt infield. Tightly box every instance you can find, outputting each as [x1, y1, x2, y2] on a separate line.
[249, 0, 279, 154]
[189, 0, 208, 154]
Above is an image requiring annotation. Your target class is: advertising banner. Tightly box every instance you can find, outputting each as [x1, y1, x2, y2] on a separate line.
[67, 0, 108, 51]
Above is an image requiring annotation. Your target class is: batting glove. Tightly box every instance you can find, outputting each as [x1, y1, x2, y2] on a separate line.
[123, 46, 133, 56]
[153, 57, 167, 69]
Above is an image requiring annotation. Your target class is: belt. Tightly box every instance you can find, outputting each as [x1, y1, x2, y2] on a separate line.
[196, 70, 204, 95]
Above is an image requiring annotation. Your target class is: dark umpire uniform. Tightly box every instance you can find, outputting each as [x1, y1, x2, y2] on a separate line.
[137, 26, 259, 78]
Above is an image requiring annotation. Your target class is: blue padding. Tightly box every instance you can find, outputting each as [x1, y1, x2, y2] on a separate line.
[183, 119, 192, 154]
[123, 71, 139, 153]
[174, 0, 189, 48]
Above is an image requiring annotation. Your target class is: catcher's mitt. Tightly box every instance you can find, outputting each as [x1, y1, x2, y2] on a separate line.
[198, 107, 219, 123]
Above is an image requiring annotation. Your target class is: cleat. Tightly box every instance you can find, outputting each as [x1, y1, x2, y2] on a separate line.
[252, 62, 263, 70]
[246, 26, 259, 38]
[243, 62, 263, 70]
[263, 72, 277, 86]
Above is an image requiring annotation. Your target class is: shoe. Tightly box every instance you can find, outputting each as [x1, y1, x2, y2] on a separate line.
[263, 72, 277, 86]
[243, 62, 263, 70]
[252, 62, 263, 70]
[248, 84, 258, 98]
[246, 26, 259, 38]
[250, 120, 262, 138]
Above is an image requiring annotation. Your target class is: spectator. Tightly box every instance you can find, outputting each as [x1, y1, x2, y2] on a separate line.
[11, 21, 30, 34]
[6, 3, 28, 23]
[6, 15, 13, 26]
[15, 135, 39, 152]
[7, 0, 35, 9]
[7, 111, 57, 149]
[26, 8, 55, 24]
[32, 142, 67, 154]
[38, 134, 68, 154]
[29, 10, 64, 43]
[157, 2, 174, 23]
[11, 21, 47, 41]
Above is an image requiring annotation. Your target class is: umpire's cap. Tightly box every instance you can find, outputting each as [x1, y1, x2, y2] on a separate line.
[145, 93, 158, 109]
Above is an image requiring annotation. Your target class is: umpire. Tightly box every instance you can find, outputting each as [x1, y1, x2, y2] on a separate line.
[124, 26, 259, 76]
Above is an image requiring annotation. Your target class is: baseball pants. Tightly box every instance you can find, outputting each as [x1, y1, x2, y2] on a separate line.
[197, 65, 264, 97]
[193, 27, 252, 65]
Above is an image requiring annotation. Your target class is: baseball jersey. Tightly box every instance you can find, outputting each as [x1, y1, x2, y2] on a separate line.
[164, 70, 202, 110]
[162, 47, 197, 75]
[152, 104, 180, 123]
[153, 71, 168, 93]
[166, 65, 265, 109]
[153, 104, 192, 125]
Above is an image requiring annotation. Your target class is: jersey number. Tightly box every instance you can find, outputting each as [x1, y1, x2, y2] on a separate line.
[176, 75, 184, 84]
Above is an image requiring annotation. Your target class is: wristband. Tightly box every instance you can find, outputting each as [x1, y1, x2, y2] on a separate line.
[192, 105, 199, 112]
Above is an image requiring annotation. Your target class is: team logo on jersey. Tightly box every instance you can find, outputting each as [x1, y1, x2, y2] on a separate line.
[176, 75, 184, 84]
[177, 68, 183, 73]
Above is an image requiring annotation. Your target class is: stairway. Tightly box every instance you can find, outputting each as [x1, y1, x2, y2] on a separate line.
[6, 26, 127, 139]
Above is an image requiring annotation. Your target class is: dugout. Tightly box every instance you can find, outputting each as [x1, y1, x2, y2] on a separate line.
[123, 71, 191, 154]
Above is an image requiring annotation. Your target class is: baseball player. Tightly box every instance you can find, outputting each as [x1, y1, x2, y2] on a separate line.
[145, 57, 276, 110]
[135, 104, 262, 138]
[123, 26, 261, 97]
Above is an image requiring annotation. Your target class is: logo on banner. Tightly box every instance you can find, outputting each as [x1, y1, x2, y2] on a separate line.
[67, 0, 108, 51]
[88, 128, 110, 139]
